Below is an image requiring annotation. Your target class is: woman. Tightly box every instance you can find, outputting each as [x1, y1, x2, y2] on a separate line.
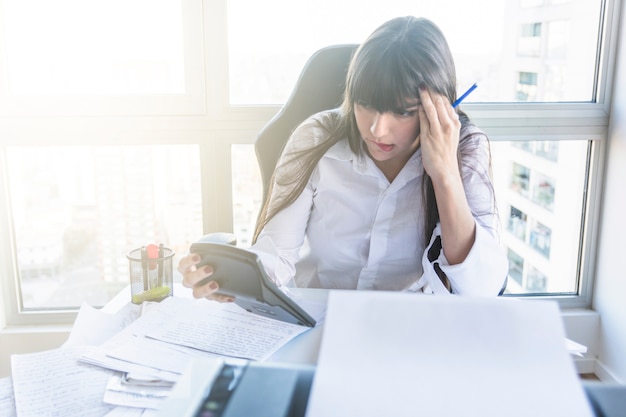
[180, 16, 508, 300]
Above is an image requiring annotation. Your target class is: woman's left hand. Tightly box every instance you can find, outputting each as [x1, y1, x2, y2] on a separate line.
[418, 88, 462, 184]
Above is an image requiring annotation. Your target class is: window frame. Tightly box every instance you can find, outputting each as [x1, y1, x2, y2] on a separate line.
[0, 0, 620, 326]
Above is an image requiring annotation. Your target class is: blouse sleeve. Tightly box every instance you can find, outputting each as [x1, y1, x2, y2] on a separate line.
[421, 222, 508, 295]
[247, 114, 332, 286]
[251, 182, 314, 286]
[422, 129, 509, 296]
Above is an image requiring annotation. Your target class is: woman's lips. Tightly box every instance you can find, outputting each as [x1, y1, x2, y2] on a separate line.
[375, 142, 394, 152]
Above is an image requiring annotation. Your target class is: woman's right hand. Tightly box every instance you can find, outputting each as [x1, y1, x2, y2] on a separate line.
[178, 253, 235, 303]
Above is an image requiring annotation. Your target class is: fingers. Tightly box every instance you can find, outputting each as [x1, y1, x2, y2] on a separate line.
[419, 88, 459, 130]
[418, 88, 439, 127]
[177, 253, 234, 302]
[178, 253, 211, 287]
[177, 253, 201, 276]
[418, 88, 461, 182]
[193, 279, 234, 303]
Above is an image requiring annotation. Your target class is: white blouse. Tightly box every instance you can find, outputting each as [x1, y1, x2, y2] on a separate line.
[251, 112, 508, 296]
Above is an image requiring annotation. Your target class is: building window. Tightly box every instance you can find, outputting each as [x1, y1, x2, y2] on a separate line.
[529, 220, 552, 258]
[507, 206, 528, 241]
[521, 22, 542, 37]
[534, 141, 559, 162]
[510, 163, 531, 197]
[517, 72, 539, 101]
[518, 22, 542, 56]
[527, 266, 548, 292]
[532, 173, 556, 211]
[508, 249, 524, 287]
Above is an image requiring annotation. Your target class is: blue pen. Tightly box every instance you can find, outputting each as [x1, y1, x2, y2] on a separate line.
[452, 83, 477, 108]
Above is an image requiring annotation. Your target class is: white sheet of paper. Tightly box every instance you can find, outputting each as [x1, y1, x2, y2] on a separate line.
[0, 376, 17, 417]
[103, 374, 169, 410]
[106, 334, 224, 375]
[103, 406, 159, 417]
[145, 298, 310, 360]
[80, 344, 181, 382]
[306, 291, 594, 417]
[566, 338, 588, 357]
[78, 298, 214, 381]
[65, 302, 141, 348]
[11, 346, 116, 417]
[80, 294, 307, 388]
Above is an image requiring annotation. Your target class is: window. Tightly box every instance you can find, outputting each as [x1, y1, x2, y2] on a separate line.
[507, 249, 524, 286]
[529, 220, 552, 258]
[532, 173, 556, 211]
[522, 23, 542, 37]
[507, 206, 528, 241]
[0, 0, 205, 115]
[227, 0, 602, 104]
[5, 145, 202, 309]
[518, 23, 542, 56]
[0, 0, 615, 324]
[3, 1, 185, 96]
[517, 72, 539, 101]
[510, 163, 531, 197]
[493, 140, 588, 295]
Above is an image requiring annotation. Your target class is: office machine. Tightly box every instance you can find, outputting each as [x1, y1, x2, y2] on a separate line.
[159, 357, 625, 417]
[158, 357, 315, 417]
[190, 241, 316, 327]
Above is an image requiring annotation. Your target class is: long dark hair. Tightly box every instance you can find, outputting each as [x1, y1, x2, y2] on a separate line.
[253, 16, 493, 245]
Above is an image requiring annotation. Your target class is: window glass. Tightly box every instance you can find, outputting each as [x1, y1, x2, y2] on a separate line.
[7, 145, 202, 309]
[492, 140, 588, 294]
[227, 0, 602, 104]
[2, 0, 185, 95]
[231, 145, 262, 247]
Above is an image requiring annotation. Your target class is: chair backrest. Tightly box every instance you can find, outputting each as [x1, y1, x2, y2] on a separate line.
[254, 44, 358, 201]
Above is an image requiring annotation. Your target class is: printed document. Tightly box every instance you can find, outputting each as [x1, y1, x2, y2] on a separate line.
[11, 346, 116, 417]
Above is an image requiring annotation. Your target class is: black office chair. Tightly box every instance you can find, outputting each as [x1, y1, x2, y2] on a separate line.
[255, 44, 358, 201]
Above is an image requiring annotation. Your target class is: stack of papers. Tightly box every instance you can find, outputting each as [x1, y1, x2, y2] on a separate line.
[7, 296, 317, 416]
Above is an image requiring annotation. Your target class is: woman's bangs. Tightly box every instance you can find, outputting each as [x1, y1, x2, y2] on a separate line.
[350, 54, 419, 112]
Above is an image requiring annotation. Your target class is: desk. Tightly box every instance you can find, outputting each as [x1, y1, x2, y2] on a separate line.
[9, 285, 625, 417]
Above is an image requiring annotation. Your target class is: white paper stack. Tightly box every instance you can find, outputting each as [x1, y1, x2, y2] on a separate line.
[305, 291, 594, 417]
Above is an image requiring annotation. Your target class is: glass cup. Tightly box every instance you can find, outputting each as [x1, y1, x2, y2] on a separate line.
[127, 244, 175, 304]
